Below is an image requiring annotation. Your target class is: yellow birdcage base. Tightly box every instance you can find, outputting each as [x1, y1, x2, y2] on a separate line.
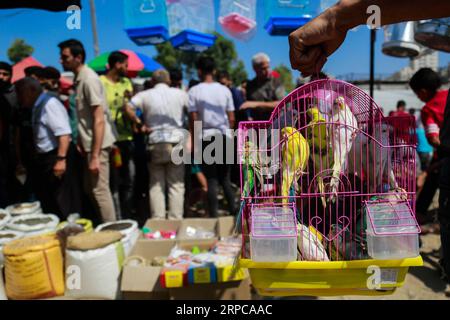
[239, 256, 423, 297]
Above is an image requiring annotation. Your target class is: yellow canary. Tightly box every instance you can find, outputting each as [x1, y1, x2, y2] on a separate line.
[307, 107, 332, 208]
[281, 127, 309, 203]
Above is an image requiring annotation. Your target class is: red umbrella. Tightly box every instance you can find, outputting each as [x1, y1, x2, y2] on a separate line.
[12, 56, 73, 89]
[12, 56, 43, 83]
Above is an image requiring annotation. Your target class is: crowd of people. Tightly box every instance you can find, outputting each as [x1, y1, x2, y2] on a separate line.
[0, 40, 285, 226]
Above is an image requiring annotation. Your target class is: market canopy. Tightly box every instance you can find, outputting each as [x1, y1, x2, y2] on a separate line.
[0, 0, 81, 11]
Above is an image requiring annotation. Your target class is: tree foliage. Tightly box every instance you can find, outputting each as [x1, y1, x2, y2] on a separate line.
[7, 39, 34, 64]
[230, 60, 247, 85]
[274, 64, 295, 93]
[154, 33, 248, 85]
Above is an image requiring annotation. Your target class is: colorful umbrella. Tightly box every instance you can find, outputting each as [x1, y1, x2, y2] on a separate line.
[88, 50, 164, 77]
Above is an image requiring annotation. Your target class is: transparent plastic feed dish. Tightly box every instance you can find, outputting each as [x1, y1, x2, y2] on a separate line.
[250, 236, 297, 262]
[365, 200, 420, 260]
[250, 205, 297, 262]
[367, 233, 419, 260]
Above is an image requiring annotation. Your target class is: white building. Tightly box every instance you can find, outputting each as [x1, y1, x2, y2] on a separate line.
[411, 50, 439, 72]
[389, 51, 440, 81]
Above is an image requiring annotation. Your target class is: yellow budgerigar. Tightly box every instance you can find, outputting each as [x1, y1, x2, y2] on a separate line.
[280, 127, 309, 203]
[307, 106, 333, 208]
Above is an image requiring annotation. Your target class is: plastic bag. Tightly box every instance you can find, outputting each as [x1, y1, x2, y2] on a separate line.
[65, 244, 124, 300]
[0, 230, 23, 266]
[185, 226, 215, 239]
[0, 266, 6, 300]
[4, 234, 65, 300]
[95, 220, 139, 257]
[0, 209, 10, 229]
[5, 201, 41, 216]
[7, 213, 59, 237]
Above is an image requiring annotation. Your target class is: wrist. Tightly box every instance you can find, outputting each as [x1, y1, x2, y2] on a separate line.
[333, 0, 366, 32]
[56, 155, 67, 161]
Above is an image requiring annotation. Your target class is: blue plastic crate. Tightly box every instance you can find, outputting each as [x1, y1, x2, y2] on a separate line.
[170, 29, 217, 52]
[125, 26, 169, 46]
[264, 16, 312, 36]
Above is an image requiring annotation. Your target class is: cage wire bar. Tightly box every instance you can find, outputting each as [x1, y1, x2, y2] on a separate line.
[238, 79, 418, 262]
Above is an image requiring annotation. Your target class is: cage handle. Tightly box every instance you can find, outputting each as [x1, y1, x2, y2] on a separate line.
[140, 0, 156, 13]
[233, 1, 250, 12]
[278, 0, 309, 9]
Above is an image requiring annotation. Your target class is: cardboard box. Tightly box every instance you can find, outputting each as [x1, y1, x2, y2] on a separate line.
[217, 216, 236, 238]
[121, 240, 175, 300]
[141, 219, 182, 240]
[121, 217, 251, 300]
[141, 216, 237, 241]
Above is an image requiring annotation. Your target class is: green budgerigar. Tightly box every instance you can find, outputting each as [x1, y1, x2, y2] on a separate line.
[235, 140, 262, 233]
[281, 127, 309, 204]
[241, 140, 262, 197]
[307, 106, 333, 208]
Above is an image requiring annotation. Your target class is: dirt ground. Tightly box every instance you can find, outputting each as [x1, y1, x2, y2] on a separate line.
[257, 192, 450, 301]
[324, 192, 449, 300]
[320, 233, 449, 300]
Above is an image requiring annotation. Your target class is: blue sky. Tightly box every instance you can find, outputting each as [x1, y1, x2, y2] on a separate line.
[0, 0, 449, 80]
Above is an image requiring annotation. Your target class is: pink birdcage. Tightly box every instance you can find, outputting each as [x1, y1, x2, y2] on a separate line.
[237, 79, 423, 297]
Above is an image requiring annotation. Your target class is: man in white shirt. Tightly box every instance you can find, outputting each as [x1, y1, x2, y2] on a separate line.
[15, 77, 78, 220]
[129, 69, 187, 219]
[188, 56, 237, 218]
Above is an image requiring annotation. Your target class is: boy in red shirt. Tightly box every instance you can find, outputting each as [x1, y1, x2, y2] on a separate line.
[410, 68, 449, 232]
[410, 68, 449, 226]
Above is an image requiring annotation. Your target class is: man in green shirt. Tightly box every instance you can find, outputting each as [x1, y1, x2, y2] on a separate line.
[100, 51, 139, 218]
